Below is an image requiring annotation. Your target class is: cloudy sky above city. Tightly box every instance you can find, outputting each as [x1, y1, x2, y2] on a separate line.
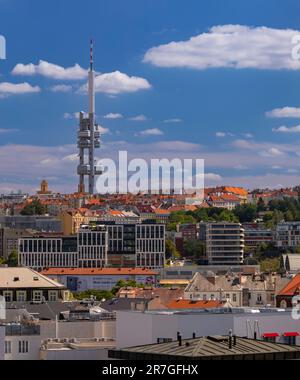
[1, 0, 300, 193]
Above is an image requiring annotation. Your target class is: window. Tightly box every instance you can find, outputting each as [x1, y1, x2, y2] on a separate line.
[210, 295, 215, 300]
[233, 294, 237, 302]
[32, 291, 43, 302]
[284, 336, 296, 346]
[18, 340, 29, 354]
[5, 341, 11, 354]
[48, 291, 58, 302]
[3, 291, 13, 302]
[203, 294, 207, 301]
[16, 291, 26, 302]
[257, 294, 262, 303]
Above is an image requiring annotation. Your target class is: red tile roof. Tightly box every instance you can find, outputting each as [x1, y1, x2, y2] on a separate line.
[42, 268, 158, 276]
[278, 274, 300, 296]
[166, 299, 223, 309]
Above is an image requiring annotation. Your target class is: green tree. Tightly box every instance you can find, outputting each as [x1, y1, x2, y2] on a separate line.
[257, 198, 266, 212]
[111, 280, 144, 295]
[260, 258, 281, 273]
[233, 204, 258, 223]
[183, 239, 205, 259]
[20, 199, 46, 216]
[165, 239, 181, 259]
[6, 250, 18, 267]
[74, 290, 114, 301]
[169, 211, 196, 225]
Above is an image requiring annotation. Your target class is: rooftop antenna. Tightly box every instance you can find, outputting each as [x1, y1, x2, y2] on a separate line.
[90, 38, 94, 71]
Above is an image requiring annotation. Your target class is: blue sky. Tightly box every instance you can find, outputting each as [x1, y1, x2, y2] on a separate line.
[1, 0, 300, 193]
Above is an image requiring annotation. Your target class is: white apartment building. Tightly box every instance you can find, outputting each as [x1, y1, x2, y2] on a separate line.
[199, 223, 244, 265]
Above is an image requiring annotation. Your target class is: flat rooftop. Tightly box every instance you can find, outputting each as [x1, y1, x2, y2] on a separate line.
[118, 307, 290, 316]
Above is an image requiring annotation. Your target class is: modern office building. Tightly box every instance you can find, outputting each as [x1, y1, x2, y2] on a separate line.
[18, 222, 165, 270]
[199, 223, 245, 265]
[243, 224, 274, 250]
[89, 221, 165, 269]
[19, 235, 79, 271]
[276, 222, 300, 249]
[78, 225, 108, 268]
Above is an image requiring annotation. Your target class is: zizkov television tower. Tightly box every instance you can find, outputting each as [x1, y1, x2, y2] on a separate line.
[77, 40, 102, 194]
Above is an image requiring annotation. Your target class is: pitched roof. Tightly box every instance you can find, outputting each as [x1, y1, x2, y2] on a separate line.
[277, 274, 300, 296]
[0, 267, 65, 289]
[109, 336, 300, 360]
[166, 299, 223, 309]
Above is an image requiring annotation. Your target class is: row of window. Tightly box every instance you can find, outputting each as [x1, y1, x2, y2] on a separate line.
[2, 290, 58, 302]
[5, 340, 29, 354]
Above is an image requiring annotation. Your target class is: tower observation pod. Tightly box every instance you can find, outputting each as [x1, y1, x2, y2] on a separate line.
[77, 40, 102, 195]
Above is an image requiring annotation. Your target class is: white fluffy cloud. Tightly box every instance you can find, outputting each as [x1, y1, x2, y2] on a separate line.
[144, 25, 300, 70]
[0, 82, 40, 96]
[0, 128, 18, 134]
[260, 147, 285, 157]
[272, 125, 300, 133]
[266, 107, 300, 118]
[79, 71, 151, 95]
[164, 118, 182, 123]
[12, 60, 88, 80]
[205, 173, 222, 182]
[104, 113, 123, 120]
[216, 132, 235, 138]
[50, 84, 73, 93]
[129, 114, 148, 122]
[137, 128, 164, 136]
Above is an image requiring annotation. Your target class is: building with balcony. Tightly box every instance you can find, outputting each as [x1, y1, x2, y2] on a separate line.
[199, 223, 245, 266]
[276, 222, 300, 249]
[243, 223, 274, 251]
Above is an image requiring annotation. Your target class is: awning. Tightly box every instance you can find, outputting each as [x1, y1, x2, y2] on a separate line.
[283, 332, 299, 337]
[262, 333, 279, 338]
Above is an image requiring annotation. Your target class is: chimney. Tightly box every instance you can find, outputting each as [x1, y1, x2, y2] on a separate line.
[178, 335, 182, 347]
[228, 329, 233, 350]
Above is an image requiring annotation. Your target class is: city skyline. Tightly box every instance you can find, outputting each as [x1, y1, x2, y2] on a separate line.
[1, 0, 300, 193]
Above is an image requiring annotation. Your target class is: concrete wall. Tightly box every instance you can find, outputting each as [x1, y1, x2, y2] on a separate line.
[40, 348, 110, 360]
[116, 310, 300, 348]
